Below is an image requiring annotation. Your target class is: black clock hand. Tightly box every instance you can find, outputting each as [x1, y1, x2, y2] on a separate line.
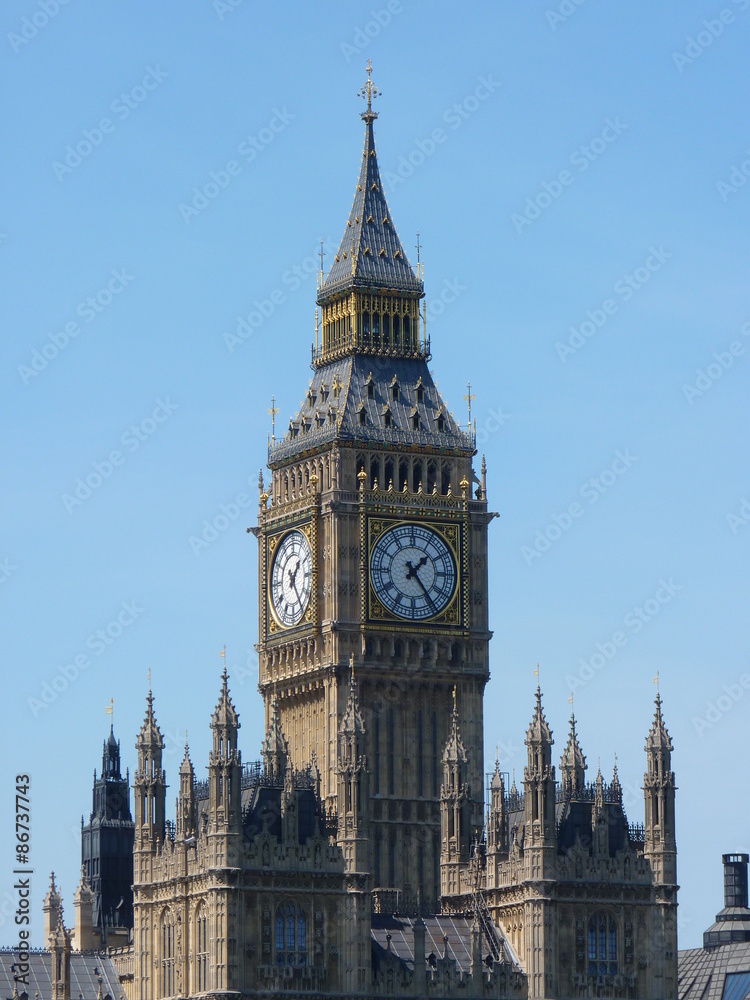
[405, 559, 437, 612]
[405, 555, 428, 579]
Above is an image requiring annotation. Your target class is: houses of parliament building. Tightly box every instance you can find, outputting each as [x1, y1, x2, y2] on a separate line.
[34, 66, 679, 1000]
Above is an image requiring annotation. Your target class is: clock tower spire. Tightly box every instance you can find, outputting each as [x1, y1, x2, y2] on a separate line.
[254, 65, 494, 912]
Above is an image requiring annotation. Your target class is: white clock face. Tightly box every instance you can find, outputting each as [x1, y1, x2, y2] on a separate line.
[370, 523, 456, 621]
[270, 530, 313, 627]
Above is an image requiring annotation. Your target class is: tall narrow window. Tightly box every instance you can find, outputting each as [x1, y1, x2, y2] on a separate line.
[196, 907, 208, 992]
[432, 711, 438, 797]
[374, 830, 382, 886]
[286, 903, 295, 953]
[275, 908, 284, 964]
[388, 708, 395, 795]
[382, 313, 391, 346]
[393, 315, 401, 347]
[374, 711, 380, 794]
[417, 711, 423, 797]
[161, 910, 174, 997]
[588, 914, 617, 976]
[403, 315, 411, 346]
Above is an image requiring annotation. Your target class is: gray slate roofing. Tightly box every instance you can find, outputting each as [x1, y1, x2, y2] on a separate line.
[679, 942, 750, 1000]
[269, 355, 474, 465]
[0, 951, 122, 1000]
[370, 914, 520, 973]
[318, 115, 424, 300]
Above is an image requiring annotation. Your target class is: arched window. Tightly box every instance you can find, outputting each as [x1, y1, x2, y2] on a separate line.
[372, 311, 380, 346]
[275, 903, 308, 966]
[588, 913, 617, 977]
[195, 905, 208, 992]
[403, 315, 411, 347]
[161, 909, 175, 997]
[393, 314, 400, 347]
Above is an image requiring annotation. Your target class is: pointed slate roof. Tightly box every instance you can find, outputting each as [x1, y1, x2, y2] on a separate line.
[560, 711, 586, 775]
[318, 68, 423, 301]
[443, 689, 467, 765]
[262, 696, 289, 781]
[646, 692, 673, 752]
[525, 686, 553, 745]
[179, 738, 194, 778]
[136, 688, 163, 750]
[340, 656, 365, 736]
[211, 666, 240, 732]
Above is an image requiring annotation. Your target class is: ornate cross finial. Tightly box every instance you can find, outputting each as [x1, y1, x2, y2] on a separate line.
[268, 394, 279, 443]
[358, 59, 381, 119]
[147, 668, 152, 691]
[415, 231, 421, 265]
[463, 381, 476, 429]
[220, 645, 226, 672]
[106, 697, 114, 730]
[318, 237, 326, 285]
[653, 671, 660, 696]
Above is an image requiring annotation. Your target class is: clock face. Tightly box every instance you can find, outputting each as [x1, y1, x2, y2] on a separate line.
[370, 523, 456, 621]
[270, 530, 313, 627]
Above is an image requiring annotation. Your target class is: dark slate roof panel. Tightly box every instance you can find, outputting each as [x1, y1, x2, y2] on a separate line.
[678, 942, 750, 1000]
[319, 117, 424, 300]
[370, 914, 520, 973]
[0, 951, 122, 1000]
[270, 356, 474, 465]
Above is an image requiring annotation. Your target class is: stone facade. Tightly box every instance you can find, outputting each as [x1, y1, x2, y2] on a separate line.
[43, 64, 680, 1000]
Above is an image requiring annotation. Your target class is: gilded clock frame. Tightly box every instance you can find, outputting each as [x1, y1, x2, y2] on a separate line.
[265, 521, 317, 636]
[364, 514, 465, 630]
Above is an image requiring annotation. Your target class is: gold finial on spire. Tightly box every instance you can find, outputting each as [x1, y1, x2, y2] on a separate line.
[147, 668, 152, 691]
[268, 395, 279, 443]
[105, 697, 114, 729]
[653, 671, 660, 694]
[358, 59, 381, 118]
[318, 237, 326, 288]
[464, 381, 476, 430]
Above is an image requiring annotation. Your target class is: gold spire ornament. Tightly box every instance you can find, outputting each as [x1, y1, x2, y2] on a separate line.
[268, 395, 279, 444]
[358, 59, 381, 119]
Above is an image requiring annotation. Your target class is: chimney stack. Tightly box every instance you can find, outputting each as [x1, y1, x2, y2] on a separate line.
[723, 853, 749, 909]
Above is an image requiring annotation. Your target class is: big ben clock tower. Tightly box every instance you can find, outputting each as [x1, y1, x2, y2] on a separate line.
[254, 63, 493, 910]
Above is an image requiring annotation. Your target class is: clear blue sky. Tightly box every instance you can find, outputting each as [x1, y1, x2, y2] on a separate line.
[1, 1, 748, 949]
